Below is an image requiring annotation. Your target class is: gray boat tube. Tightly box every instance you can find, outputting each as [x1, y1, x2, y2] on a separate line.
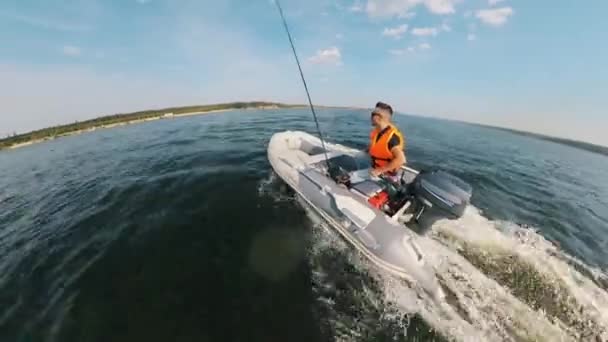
[267, 130, 446, 300]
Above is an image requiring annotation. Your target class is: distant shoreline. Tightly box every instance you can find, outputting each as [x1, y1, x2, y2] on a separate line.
[396, 112, 608, 157]
[0, 102, 369, 151]
[3, 108, 233, 150]
[2, 103, 605, 158]
[0, 102, 314, 151]
[468, 123, 608, 158]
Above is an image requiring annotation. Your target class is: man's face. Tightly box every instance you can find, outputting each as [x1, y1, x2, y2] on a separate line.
[371, 112, 382, 127]
[371, 112, 388, 127]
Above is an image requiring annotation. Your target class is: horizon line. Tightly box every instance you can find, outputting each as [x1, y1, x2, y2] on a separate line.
[3, 100, 607, 150]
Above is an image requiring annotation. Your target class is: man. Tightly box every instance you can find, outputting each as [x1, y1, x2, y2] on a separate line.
[368, 102, 406, 179]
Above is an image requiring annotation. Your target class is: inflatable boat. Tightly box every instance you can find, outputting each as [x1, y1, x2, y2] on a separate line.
[267, 130, 473, 300]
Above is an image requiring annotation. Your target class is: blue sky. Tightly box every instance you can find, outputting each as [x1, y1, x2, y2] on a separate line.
[1, 0, 607, 145]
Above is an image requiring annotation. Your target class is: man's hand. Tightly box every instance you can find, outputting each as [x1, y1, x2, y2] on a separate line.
[370, 168, 383, 177]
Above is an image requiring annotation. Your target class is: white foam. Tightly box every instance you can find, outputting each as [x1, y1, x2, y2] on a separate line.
[431, 206, 608, 339]
[301, 200, 608, 341]
[409, 237, 571, 341]
[257, 171, 296, 203]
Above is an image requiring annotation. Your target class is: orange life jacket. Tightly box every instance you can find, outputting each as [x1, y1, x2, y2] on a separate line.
[369, 124, 404, 171]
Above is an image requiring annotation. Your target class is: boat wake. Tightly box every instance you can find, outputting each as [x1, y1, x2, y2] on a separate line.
[257, 171, 296, 203]
[425, 207, 608, 341]
[259, 173, 608, 342]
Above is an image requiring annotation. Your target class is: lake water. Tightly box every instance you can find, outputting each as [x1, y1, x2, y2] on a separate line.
[1, 108, 607, 341]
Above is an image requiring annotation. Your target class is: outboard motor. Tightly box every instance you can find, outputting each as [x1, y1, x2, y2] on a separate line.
[409, 170, 472, 232]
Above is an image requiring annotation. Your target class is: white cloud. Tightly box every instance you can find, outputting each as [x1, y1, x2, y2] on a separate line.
[441, 22, 451, 32]
[467, 33, 476, 41]
[365, 0, 458, 17]
[349, 2, 364, 12]
[0, 11, 90, 32]
[382, 24, 408, 39]
[476, 7, 514, 26]
[365, 0, 416, 17]
[411, 27, 439, 37]
[62, 45, 82, 57]
[488, 0, 506, 5]
[402, 43, 430, 53]
[398, 11, 416, 19]
[424, 0, 457, 14]
[394, 45, 422, 53]
[308, 47, 342, 65]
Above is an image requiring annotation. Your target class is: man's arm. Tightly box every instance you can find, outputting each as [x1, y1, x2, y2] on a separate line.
[375, 146, 406, 173]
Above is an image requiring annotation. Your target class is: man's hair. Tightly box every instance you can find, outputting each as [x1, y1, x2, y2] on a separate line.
[375, 101, 393, 115]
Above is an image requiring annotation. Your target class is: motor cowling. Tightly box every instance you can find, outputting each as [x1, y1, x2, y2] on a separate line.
[410, 170, 472, 231]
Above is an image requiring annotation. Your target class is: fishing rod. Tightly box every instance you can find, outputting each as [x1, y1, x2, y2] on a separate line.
[273, 0, 334, 174]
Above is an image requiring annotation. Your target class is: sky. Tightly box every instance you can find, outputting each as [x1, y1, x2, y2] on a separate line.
[1, 0, 607, 146]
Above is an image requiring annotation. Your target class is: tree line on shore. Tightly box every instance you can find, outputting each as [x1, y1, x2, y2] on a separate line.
[0, 102, 296, 149]
[5, 102, 604, 157]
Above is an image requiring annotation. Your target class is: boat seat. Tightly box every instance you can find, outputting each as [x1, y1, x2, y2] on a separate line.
[351, 180, 383, 198]
[298, 139, 326, 156]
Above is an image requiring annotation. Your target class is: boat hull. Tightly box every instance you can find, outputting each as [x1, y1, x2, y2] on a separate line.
[267, 130, 444, 300]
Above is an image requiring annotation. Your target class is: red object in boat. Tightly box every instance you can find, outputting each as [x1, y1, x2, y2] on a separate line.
[368, 191, 389, 209]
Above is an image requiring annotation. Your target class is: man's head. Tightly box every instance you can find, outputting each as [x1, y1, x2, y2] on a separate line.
[371, 101, 393, 128]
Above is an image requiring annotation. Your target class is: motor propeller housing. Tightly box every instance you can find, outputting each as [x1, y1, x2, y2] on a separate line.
[409, 170, 473, 231]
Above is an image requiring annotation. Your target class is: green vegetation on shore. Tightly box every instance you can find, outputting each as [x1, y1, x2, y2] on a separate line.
[0, 102, 301, 150]
[4, 101, 605, 158]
